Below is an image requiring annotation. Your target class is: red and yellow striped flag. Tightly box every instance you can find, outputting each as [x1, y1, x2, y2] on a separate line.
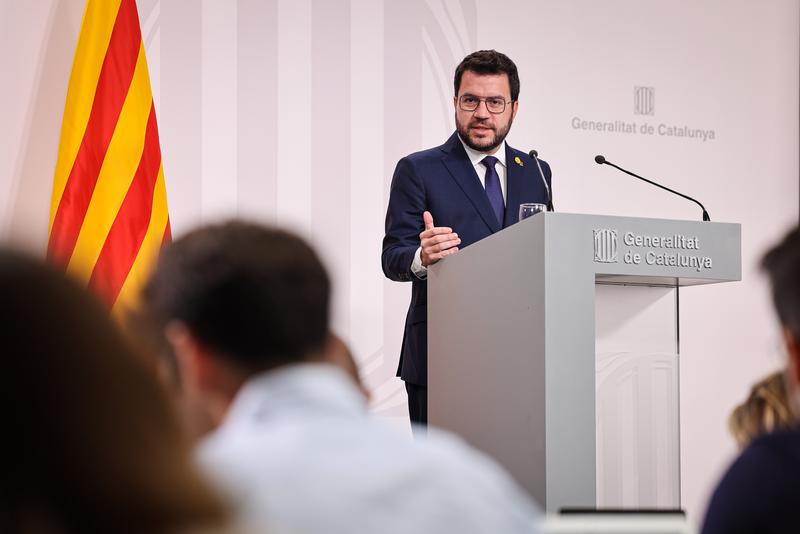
[48, 0, 170, 313]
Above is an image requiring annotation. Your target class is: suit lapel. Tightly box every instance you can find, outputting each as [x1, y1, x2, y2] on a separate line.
[504, 144, 524, 227]
[440, 133, 501, 234]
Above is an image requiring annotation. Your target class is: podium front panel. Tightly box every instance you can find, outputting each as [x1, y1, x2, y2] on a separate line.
[595, 284, 680, 508]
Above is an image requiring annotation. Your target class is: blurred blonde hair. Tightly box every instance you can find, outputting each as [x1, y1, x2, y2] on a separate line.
[729, 370, 795, 448]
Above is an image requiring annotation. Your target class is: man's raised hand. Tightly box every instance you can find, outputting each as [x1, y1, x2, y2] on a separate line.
[419, 211, 460, 267]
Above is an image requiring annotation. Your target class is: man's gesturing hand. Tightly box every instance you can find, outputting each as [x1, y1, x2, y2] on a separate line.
[419, 211, 461, 267]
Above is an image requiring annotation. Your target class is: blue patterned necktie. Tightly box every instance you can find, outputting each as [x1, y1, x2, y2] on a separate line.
[481, 156, 505, 226]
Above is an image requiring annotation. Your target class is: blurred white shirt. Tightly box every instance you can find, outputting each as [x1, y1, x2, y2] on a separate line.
[198, 363, 540, 534]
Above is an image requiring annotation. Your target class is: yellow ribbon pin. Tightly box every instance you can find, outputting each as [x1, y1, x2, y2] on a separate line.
[514, 156, 523, 166]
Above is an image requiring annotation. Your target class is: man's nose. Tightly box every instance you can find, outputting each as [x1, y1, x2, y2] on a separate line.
[473, 100, 491, 118]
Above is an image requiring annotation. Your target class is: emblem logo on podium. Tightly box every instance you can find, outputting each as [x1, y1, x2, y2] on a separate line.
[593, 229, 619, 263]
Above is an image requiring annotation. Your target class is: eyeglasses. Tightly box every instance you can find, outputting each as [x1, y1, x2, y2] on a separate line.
[458, 95, 513, 114]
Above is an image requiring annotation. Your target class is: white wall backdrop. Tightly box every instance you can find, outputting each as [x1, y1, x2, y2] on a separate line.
[0, 0, 797, 526]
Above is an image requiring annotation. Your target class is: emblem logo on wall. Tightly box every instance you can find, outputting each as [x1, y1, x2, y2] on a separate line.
[571, 85, 715, 141]
[593, 229, 619, 263]
[634, 86, 655, 116]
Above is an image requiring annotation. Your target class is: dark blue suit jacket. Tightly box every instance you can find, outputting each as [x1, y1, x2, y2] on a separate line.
[701, 430, 800, 534]
[382, 132, 552, 386]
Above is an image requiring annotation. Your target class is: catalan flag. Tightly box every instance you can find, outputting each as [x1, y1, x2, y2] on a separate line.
[48, 0, 170, 313]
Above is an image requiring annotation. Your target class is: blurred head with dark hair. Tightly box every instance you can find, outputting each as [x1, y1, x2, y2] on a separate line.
[0, 249, 226, 533]
[141, 221, 332, 426]
[762, 226, 800, 418]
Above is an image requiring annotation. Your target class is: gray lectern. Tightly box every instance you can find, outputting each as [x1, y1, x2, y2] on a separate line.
[427, 212, 741, 513]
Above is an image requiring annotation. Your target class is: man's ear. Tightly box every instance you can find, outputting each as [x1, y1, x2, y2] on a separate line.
[511, 100, 519, 121]
[784, 328, 800, 386]
[165, 322, 214, 394]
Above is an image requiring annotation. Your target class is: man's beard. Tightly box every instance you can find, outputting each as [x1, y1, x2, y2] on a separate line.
[456, 114, 513, 153]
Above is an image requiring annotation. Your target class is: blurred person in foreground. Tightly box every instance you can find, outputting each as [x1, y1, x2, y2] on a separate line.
[141, 221, 540, 534]
[728, 370, 794, 448]
[0, 249, 227, 534]
[702, 226, 800, 534]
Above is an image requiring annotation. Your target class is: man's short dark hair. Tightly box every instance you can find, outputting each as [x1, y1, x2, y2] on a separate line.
[142, 221, 330, 371]
[454, 50, 520, 101]
[762, 226, 800, 339]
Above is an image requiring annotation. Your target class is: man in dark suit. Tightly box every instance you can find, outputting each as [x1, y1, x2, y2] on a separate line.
[382, 50, 552, 425]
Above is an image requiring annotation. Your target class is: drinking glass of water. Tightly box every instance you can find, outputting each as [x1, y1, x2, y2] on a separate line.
[519, 203, 547, 221]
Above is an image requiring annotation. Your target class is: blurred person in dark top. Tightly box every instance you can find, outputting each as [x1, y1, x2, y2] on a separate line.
[702, 226, 800, 534]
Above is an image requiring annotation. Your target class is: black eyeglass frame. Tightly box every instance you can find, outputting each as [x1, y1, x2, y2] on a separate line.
[457, 95, 515, 114]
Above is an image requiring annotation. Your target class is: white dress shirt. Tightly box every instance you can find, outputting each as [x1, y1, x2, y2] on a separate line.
[198, 363, 540, 534]
[411, 137, 507, 279]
